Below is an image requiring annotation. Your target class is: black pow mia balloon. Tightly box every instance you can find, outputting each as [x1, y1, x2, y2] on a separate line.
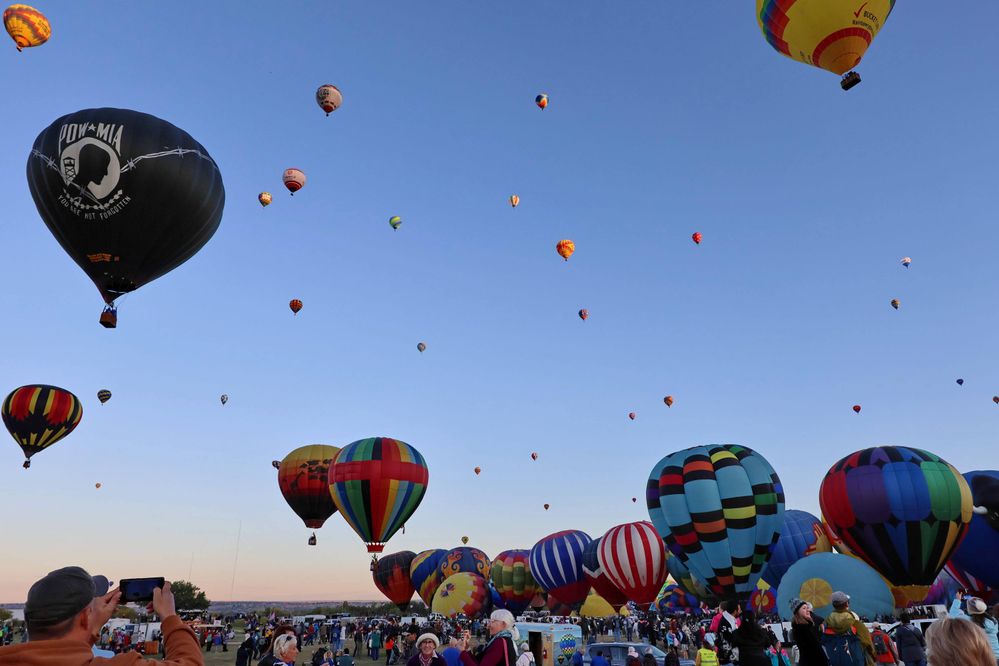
[26, 108, 225, 304]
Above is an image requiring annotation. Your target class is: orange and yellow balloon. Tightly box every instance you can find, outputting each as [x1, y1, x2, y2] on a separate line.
[3, 4, 50, 51]
[756, 1, 895, 88]
[556, 239, 575, 261]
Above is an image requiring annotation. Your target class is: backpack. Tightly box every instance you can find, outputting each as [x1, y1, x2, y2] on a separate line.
[871, 631, 890, 656]
[312, 648, 327, 666]
[820, 630, 865, 666]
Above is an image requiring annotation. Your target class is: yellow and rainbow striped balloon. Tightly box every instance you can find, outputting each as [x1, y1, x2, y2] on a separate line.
[3, 4, 51, 51]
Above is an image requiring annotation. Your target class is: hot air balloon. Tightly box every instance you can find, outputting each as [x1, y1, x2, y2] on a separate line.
[647, 444, 785, 601]
[691, 232, 702, 245]
[283, 168, 306, 194]
[461, 536, 470, 545]
[432, 572, 489, 618]
[327, 436, 429, 553]
[27, 109, 225, 329]
[389, 216, 402, 230]
[949, 471, 999, 588]
[411, 549, 448, 606]
[220, 394, 228, 405]
[3, 4, 49, 51]
[891, 299, 900, 310]
[556, 240, 575, 261]
[373, 551, 417, 611]
[580, 592, 619, 618]
[535, 94, 548, 110]
[2, 385, 82, 469]
[756, 0, 896, 90]
[632, 498, 637, 503]
[95, 482, 101, 489]
[628, 412, 636, 421]
[491, 550, 539, 615]
[543, 504, 550, 511]
[271, 460, 280, 470]
[316, 84, 343, 116]
[582, 537, 629, 611]
[578, 309, 588, 321]
[760, 510, 832, 588]
[97, 390, 111, 405]
[277, 445, 341, 542]
[531, 452, 538, 461]
[747, 580, 777, 615]
[289, 299, 303, 315]
[852, 404, 861, 413]
[994, 396, 999, 405]
[901, 257, 911, 268]
[664, 396, 674, 408]
[956, 379, 964, 386]
[529, 530, 592, 606]
[819, 446, 973, 602]
[598, 522, 668, 604]
[258, 192, 272, 207]
[775, 553, 895, 620]
[667, 553, 717, 606]
[509, 195, 519, 208]
[417, 342, 426, 353]
[440, 547, 491, 580]
[474, 467, 481, 475]
[656, 583, 701, 616]
[944, 561, 995, 603]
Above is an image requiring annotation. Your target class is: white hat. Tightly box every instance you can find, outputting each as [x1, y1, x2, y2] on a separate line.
[417, 633, 440, 650]
[967, 598, 988, 615]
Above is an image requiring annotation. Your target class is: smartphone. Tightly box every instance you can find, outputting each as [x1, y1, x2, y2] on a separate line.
[119, 577, 165, 603]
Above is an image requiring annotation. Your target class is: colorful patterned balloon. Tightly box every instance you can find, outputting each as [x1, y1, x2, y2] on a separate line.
[491, 550, 539, 615]
[431, 572, 489, 618]
[655, 583, 701, 616]
[761, 510, 832, 588]
[530, 530, 592, 605]
[328, 436, 429, 553]
[277, 444, 340, 530]
[410, 549, 448, 606]
[948, 471, 999, 588]
[373, 551, 417, 611]
[647, 444, 785, 601]
[2, 385, 83, 468]
[820, 446, 972, 601]
[943, 561, 995, 604]
[582, 537, 628, 611]
[3, 4, 50, 51]
[598, 521, 668, 604]
[775, 553, 894, 621]
[97, 389, 112, 405]
[747, 579, 777, 615]
[441, 547, 491, 581]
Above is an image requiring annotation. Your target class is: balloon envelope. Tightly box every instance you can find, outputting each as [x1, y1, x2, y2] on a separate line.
[776, 553, 895, 621]
[373, 551, 417, 611]
[328, 436, 429, 553]
[277, 444, 340, 529]
[411, 549, 448, 606]
[530, 530, 592, 605]
[431, 572, 489, 618]
[2, 385, 83, 467]
[582, 537, 628, 611]
[819, 446, 972, 600]
[27, 108, 224, 308]
[598, 521, 668, 604]
[491, 550, 539, 615]
[948, 471, 999, 588]
[4, 4, 50, 50]
[761, 510, 832, 588]
[647, 444, 785, 601]
[441, 547, 491, 580]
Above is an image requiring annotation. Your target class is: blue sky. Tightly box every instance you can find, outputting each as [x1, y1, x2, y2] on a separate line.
[1, 2, 997, 602]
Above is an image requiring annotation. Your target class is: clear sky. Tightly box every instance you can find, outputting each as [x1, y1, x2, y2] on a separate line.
[1, 2, 997, 603]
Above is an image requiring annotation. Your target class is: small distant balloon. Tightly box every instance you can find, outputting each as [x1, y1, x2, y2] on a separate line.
[632, 497, 637, 503]
[509, 195, 519, 208]
[578, 309, 588, 321]
[535, 94, 548, 110]
[3, 4, 50, 51]
[628, 412, 636, 420]
[993, 396, 999, 405]
[95, 482, 101, 489]
[852, 404, 861, 413]
[692, 232, 703, 245]
[97, 390, 112, 405]
[220, 394, 229, 405]
[283, 168, 306, 195]
[461, 536, 469, 545]
[271, 460, 280, 470]
[258, 192, 272, 207]
[417, 342, 427, 353]
[531, 452, 538, 461]
[556, 239, 575, 261]
[389, 216, 402, 230]
[474, 466, 481, 475]
[543, 503, 550, 511]
[901, 257, 911, 268]
[890, 299, 900, 310]
[956, 379, 964, 386]
[316, 84, 343, 116]
[289, 299, 303, 315]
[664, 395, 674, 408]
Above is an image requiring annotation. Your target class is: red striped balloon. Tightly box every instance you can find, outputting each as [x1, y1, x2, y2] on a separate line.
[597, 521, 668, 604]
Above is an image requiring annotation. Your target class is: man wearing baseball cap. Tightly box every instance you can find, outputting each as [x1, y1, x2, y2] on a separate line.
[820, 591, 875, 666]
[0, 565, 203, 665]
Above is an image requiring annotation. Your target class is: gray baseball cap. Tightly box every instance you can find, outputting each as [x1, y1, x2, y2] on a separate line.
[830, 591, 850, 607]
[24, 566, 111, 627]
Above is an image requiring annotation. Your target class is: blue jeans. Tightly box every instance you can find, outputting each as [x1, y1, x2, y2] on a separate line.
[371, 648, 380, 660]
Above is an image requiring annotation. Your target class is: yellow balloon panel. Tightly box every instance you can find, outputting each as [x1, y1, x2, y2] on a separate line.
[756, 0, 894, 75]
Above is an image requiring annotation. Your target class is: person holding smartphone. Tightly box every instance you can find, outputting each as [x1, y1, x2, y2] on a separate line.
[458, 610, 518, 666]
[0, 566, 203, 665]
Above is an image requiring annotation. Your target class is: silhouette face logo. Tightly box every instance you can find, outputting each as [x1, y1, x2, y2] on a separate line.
[60, 137, 120, 201]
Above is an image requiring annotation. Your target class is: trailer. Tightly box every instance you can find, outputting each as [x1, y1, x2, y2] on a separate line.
[515, 622, 583, 666]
